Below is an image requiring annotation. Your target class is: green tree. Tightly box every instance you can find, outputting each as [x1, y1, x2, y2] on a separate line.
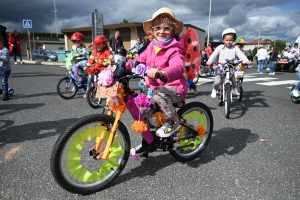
[271, 40, 286, 52]
[121, 19, 128, 23]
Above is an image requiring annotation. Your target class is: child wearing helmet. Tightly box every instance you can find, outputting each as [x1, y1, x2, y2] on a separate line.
[84, 35, 113, 92]
[67, 32, 88, 86]
[130, 7, 188, 157]
[207, 28, 251, 98]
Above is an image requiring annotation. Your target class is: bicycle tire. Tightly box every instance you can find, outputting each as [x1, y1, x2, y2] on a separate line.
[57, 77, 78, 99]
[50, 114, 130, 195]
[224, 84, 231, 118]
[237, 79, 243, 101]
[169, 102, 213, 161]
[86, 86, 106, 111]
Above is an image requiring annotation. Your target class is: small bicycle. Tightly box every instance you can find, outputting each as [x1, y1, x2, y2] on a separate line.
[50, 58, 214, 195]
[290, 82, 300, 103]
[86, 72, 107, 110]
[214, 59, 249, 118]
[56, 67, 87, 99]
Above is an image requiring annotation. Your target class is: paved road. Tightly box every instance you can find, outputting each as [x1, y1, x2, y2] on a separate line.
[0, 63, 299, 200]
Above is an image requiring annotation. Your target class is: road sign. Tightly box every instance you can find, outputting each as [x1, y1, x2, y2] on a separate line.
[23, 19, 32, 28]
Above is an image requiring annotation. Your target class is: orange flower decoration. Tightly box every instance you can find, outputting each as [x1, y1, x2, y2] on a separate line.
[154, 112, 165, 127]
[131, 121, 148, 133]
[197, 125, 206, 138]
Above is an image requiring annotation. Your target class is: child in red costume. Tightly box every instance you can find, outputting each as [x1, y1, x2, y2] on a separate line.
[84, 35, 113, 92]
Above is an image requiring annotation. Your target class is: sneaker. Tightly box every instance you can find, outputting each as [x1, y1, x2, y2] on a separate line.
[156, 119, 180, 137]
[232, 89, 240, 96]
[268, 73, 273, 75]
[293, 90, 299, 97]
[130, 144, 147, 157]
[21, 61, 24, 64]
[260, 71, 263, 74]
[266, 68, 270, 71]
[1, 94, 9, 101]
[257, 70, 260, 72]
[211, 89, 217, 98]
[83, 94, 86, 98]
[272, 72, 275, 75]
[14, 62, 17, 65]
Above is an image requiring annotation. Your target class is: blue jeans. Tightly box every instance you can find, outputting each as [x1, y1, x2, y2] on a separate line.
[269, 60, 276, 73]
[0, 70, 11, 95]
[257, 59, 265, 71]
[13, 50, 22, 62]
[187, 79, 196, 90]
[296, 72, 300, 91]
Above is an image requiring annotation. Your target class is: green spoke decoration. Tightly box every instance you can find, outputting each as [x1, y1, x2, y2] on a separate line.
[66, 125, 124, 182]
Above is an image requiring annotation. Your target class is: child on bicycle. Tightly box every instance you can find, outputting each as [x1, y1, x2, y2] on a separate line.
[207, 28, 251, 98]
[132, 7, 188, 155]
[0, 35, 11, 101]
[67, 32, 88, 86]
[84, 35, 113, 96]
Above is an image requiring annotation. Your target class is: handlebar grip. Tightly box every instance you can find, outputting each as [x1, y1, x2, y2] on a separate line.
[155, 72, 161, 79]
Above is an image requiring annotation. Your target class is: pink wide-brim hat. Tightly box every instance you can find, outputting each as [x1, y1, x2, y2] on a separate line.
[143, 7, 184, 35]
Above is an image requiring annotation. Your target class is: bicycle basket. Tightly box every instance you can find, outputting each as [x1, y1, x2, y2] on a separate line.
[235, 71, 244, 78]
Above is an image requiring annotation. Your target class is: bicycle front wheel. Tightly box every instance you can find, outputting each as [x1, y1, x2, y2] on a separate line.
[169, 102, 213, 161]
[57, 77, 78, 99]
[224, 84, 231, 118]
[86, 86, 107, 112]
[50, 114, 130, 195]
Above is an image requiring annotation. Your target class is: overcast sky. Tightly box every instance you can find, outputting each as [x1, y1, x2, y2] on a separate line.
[1, 0, 300, 44]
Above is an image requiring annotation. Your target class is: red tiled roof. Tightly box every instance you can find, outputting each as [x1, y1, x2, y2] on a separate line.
[247, 39, 272, 45]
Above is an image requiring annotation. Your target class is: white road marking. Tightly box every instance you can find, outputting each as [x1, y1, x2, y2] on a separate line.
[256, 80, 299, 86]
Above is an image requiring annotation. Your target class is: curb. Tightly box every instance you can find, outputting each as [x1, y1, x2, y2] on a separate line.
[22, 60, 65, 66]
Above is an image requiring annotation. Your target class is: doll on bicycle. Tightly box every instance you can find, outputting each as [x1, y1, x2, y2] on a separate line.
[131, 7, 188, 156]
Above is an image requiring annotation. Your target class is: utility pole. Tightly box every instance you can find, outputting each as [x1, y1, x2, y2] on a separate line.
[207, 0, 212, 47]
[52, 0, 58, 37]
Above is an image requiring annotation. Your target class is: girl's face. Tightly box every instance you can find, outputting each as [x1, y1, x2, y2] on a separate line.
[152, 23, 173, 41]
[74, 40, 83, 47]
[136, 38, 141, 44]
[223, 34, 235, 47]
[96, 42, 105, 51]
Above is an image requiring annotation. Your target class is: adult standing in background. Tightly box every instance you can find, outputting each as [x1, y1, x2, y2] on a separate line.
[8, 30, 23, 65]
[109, 30, 124, 53]
[206, 43, 213, 58]
[255, 46, 268, 73]
[246, 49, 253, 61]
[268, 46, 278, 75]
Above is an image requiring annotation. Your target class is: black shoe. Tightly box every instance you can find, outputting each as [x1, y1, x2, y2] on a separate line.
[2, 94, 9, 101]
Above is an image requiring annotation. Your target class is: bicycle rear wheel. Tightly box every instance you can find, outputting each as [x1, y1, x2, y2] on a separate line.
[57, 77, 78, 99]
[169, 102, 213, 161]
[50, 114, 130, 195]
[224, 84, 231, 118]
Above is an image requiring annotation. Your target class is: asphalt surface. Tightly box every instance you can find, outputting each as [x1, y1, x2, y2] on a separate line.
[0, 61, 299, 200]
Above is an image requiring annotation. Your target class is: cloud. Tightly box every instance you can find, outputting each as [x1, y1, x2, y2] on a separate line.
[0, 0, 299, 43]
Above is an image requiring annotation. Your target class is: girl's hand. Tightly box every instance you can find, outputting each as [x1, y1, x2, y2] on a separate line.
[246, 61, 252, 65]
[147, 68, 159, 78]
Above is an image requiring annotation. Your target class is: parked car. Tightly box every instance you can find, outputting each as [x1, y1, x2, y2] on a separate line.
[32, 49, 58, 61]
